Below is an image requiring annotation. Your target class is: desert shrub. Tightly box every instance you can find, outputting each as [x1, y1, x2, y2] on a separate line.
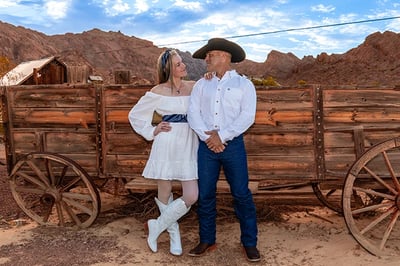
[0, 56, 15, 77]
[263, 76, 279, 86]
[251, 76, 279, 86]
[297, 79, 307, 85]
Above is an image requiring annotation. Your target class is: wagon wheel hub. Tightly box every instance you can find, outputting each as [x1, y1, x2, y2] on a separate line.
[396, 194, 400, 210]
[41, 188, 62, 204]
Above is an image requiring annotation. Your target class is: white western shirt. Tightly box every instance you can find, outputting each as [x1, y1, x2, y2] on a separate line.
[188, 70, 257, 143]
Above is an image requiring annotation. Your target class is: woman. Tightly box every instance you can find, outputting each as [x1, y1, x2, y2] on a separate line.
[128, 49, 198, 256]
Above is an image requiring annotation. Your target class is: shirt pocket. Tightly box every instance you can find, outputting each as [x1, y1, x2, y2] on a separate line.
[223, 86, 243, 107]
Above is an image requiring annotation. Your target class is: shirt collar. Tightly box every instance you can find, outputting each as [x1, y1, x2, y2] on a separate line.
[218, 69, 237, 81]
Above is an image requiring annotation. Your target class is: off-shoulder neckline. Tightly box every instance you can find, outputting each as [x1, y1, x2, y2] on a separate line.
[147, 91, 190, 98]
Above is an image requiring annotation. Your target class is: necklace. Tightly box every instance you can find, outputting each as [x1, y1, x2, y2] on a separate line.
[173, 82, 183, 95]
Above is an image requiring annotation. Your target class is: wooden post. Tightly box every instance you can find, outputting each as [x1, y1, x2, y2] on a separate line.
[33, 68, 39, 85]
[114, 70, 131, 84]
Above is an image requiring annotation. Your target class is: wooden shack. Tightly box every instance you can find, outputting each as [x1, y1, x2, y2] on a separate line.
[0, 56, 67, 85]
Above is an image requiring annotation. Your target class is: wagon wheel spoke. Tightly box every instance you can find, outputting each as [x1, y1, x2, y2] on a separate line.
[382, 151, 400, 191]
[342, 138, 400, 256]
[60, 176, 84, 192]
[63, 194, 95, 214]
[14, 185, 45, 195]
[363, 166, 397, 195]
[352, 186, 395, 205]
[14, 171, 48, 190]
[26, 160, 51, 187]
[380, 210, 400, 250]
[55, 201, 65, 226]
[359, 206, 396, 234]
[61, 200, 82, 227]
[351, 201, 393, 215]
[9, 152, 100, 228]
[45, 158, 55, 186]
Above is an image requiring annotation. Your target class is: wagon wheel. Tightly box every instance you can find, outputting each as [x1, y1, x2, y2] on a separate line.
[312, 182, 343, 213]
[342, 137, 400, 256]
[9, 152, 101, 228]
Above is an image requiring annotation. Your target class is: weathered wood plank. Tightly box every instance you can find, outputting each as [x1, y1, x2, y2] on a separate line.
[12, 108, 96, 128]
[324, 108, 400, 123]
[7, 85, 96, 108]
[104, 85, 150, 107]
[105, 132, 151, 155]
[324, 89, 400, 108]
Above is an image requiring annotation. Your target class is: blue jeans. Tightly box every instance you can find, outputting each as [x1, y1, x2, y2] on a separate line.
[197, 134, 258, 247]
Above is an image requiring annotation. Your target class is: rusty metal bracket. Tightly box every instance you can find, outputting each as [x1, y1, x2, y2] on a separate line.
[313, 86, 325, 181]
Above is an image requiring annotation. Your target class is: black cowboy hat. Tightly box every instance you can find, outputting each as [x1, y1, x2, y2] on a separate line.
[192, 38, 246, 63]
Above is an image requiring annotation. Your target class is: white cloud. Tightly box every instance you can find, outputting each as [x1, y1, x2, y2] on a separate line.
[0, 0, 20, 8]
[45, 0, 71, 20]
[94, 0, 133, 16]
[311, 4, 335, 13]
[173, 0, 202, 10]
[113, 0, 130, 13]
[134, 0, 149, 14]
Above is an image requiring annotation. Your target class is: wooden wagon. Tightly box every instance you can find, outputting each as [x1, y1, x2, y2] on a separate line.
[1, 83, 400, 257]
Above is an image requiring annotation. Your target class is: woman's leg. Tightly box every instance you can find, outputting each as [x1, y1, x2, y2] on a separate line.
[181, 179, 198, 207]
[148, 179, 192, 255]
[157, 179, 173, 204]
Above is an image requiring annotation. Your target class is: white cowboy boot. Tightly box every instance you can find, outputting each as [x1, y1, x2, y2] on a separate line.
[155, 195, 186, 256]
[147, 198, 189, 253]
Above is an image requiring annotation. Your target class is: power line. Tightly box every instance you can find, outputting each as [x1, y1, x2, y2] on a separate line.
[62, 15, 400, 56]
[157, 16, 400, 47]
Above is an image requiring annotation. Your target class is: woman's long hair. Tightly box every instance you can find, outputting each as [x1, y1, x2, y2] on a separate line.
[157, 49, 179, 85]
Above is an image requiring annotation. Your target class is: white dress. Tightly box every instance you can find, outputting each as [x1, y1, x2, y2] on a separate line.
[128, 91, 199, 181]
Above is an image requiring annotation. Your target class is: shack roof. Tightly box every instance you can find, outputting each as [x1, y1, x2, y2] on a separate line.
[0, 56, 56, 86]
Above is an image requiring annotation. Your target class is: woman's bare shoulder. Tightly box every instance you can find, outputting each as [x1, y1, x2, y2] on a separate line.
[150, 84, 169, 95]
[184, 80, 196, 91]
[184, 80, 196, 86]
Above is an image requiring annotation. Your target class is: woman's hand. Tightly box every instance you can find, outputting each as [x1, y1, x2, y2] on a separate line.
[154, 121, 171, 136]
[204, 72, 214, 80]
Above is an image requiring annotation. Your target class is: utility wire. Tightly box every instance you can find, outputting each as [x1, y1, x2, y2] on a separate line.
[69, 15, 400, 55]
[156, 16, 400, 47]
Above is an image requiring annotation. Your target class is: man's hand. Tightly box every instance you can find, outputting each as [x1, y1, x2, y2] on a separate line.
[205, 130, 225, 153]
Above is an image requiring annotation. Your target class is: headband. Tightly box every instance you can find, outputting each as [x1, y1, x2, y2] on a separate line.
[161, 49, 172, 69]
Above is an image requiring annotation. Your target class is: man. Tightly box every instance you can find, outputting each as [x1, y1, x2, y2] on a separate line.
[187, 38, 260, 262]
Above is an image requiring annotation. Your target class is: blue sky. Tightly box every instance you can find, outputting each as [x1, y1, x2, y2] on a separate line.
[0, 0, 400, 62]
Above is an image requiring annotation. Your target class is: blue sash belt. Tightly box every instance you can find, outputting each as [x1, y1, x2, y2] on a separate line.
[162, 114, 187, 123]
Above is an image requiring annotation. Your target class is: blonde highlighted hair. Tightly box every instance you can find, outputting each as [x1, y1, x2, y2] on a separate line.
[157, 49, 179, 84]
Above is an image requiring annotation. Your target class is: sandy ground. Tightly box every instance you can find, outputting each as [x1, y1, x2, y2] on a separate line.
[1, 205, 400, 266]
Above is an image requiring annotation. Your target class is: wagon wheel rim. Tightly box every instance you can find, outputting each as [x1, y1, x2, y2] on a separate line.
[342, 138, 400, 256]
[9, 152, 101, 228]
[312, 182, 343, 213]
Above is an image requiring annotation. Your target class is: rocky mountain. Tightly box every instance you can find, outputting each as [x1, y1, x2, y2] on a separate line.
[1, 20, 399, 86]
[235, 30, 400, 86]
